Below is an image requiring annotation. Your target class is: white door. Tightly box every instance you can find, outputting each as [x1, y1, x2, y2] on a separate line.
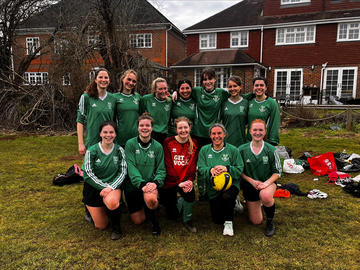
[324, 67, 357, 99]
[274, 69, 303, 101]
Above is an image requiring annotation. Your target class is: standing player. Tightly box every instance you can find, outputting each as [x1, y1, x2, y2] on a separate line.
[124, 113, 166, 236]
[114, 69, 141, 147]
[82, 121, 127, 240]
[140, 77, 172, 145]
[239, 119, 282, 237]
[161, 117, 199, 233]
[247, 77, 280, 146]
[168, 80, 196, 136]
[221, 76, 248, 147]
[197, 123, 243, 236]
[77, 68, 116, 155]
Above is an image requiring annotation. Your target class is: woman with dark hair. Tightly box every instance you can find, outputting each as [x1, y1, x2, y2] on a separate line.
[247, 77, 280, 146]
[77, 68, 117, 155]
[140, 77, 172, 145]
[197, 123, 243, 236]
[168, 80, 196, 136]
[124, 113, 166, 236]
[161, 117, 199, 233]
[114, 69, 141, 147]
[82, 121, 127, 240]
[239, 119, 282, 237]
[221, 75, 248, 147]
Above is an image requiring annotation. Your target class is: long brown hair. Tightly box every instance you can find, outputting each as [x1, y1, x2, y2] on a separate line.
[118, 69, 137, 94]
[86, 68, 109, 98]
[175, 116, 195, 155]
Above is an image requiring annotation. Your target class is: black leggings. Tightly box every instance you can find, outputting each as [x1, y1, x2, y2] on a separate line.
[209, 186, 239, 224]
[159, 186, 195, 220]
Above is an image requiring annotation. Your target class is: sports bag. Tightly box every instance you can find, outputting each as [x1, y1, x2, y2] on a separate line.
[53, 164, 84, 186]
[307, 152, 337, 176]
[283, 159, 304, 174]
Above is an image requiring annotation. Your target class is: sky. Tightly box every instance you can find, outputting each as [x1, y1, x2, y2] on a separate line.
[148, 0, 242, 30]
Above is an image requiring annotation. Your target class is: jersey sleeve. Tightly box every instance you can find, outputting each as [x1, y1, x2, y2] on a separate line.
[139, 94, 147, 115]
[266, 99, 280, 146]
[83, 148, 111, 191]
[125, 141, 145, 189]
[242, 92, 256, 101]
[183, 147, 199, 182]
[109, 146, 127, 189]
[228, 147, 244, 187]
[197, 147, 211, 181]
[153, 144, 166, 187]
[270, 150, 282, 177]
[76, 94, 88, 124]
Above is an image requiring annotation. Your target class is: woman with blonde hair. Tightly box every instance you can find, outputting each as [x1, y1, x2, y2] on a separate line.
[140, 77, 172, 144]
[161, 117, 199, 233]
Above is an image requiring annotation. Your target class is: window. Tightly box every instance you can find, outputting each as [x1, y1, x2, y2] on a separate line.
[194, 67, 231, 88]
[199, 33, 216, 49]
[24, 72, 48, 85]
[26, 37, 40, 55]
[274, 69, 303, 102]
[54, 38, 69, 54]
[337, 23, 360, 41]
[62, 73, 71, 86]
[324, 67, 357, 99]
[88, 35, 101, 49]
[281, 0, 310, 4]
[230, 31, 248, 48]
[276, 26, 315, 45]
[129, 33, 152, 48]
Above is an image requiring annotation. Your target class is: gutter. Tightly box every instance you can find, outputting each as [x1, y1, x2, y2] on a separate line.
[260, 25, 264, 64]
[170, 63, 266, 69]
[319, 62, 328, 105]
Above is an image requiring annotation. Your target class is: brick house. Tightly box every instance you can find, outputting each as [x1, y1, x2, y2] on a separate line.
[12, 0, 185, 93]
[171, 0, 360, 103]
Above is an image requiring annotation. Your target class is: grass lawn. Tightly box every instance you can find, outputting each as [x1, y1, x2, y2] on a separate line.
[1, 128, 360, 270]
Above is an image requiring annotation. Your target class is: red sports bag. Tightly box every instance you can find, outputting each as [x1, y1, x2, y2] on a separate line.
[307, 152, 337, 176]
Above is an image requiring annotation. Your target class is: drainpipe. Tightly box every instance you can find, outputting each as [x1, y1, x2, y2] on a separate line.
[260, 25, 264, 63]
[166, 24, 172, 68]
[319, 62, 328, 104]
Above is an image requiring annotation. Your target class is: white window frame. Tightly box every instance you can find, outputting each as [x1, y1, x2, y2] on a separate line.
[26, 37, 40, 55]
[324, 67, 358, 99]
[199, 33, 216, 50]
[54, 38, 69, 54]
[274, 68, 303, 102]
[337, 22, 360, 42]
[230, 31, 249, 48]
[129, 33, 152, 48]
[194, 67, 231, 88]
[281, 0, 310, 5]
[276, 25, 316, 45]
[62, 73, 71, 86]
[24, 72, 48, 85]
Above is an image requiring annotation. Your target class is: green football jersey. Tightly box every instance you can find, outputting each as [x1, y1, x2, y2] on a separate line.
[124, 137, 166, 192]
[168, 97, 196, 136]
[76, 92, 116, 149]
[197, 143, 244, 199]
[192, 87, 229, 138]
[140, 94, 172, 134]
[82, 143, 127, 190]
[113, 92, 141, 146]
[238, 141, 281, 189]
[247, 97, 280, 146]
[221, 97, 248, 147]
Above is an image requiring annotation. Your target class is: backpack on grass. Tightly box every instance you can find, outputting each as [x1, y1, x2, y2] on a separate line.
[53, 164, 84, 186]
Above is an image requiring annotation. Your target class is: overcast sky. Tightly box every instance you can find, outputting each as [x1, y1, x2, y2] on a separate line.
[148, 0, 242, 30]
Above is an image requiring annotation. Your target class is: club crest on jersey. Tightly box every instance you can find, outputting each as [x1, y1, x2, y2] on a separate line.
[164, 104, 170, 111]
[221, 154, 229, 162]
[213, 95, 220, 103]
[172, 148, 177, 153]
[239, 106, 244, 113]
[152, 102, 156, 107]
[208, 154, 213, 159]
[135, 149, 140, 154]
[263, 156, 269, 164]
[259, 106, 266, 113]
[119, 98, 124, 103]
[148, 151, 155, 158]
[133, 98, 139, 105]
[189, 104, 195, 110]
[107, 102, 112, 109]
[113, 156, 118, 164]
[249, 104, 253, 108]
[201, 94, 205, 99]
[177, 102, 181, 106]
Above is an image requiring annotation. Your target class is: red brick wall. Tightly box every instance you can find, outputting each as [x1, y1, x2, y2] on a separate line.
[264, 0, 360, 16]
[262, 24, 360, 67]
[217, 32, 230, 49]
[167, 31, 186, 66]
[186, 34, 199, 56]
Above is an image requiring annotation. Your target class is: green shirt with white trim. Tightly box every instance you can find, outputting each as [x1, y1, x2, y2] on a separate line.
[168, 97, 196, 136]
